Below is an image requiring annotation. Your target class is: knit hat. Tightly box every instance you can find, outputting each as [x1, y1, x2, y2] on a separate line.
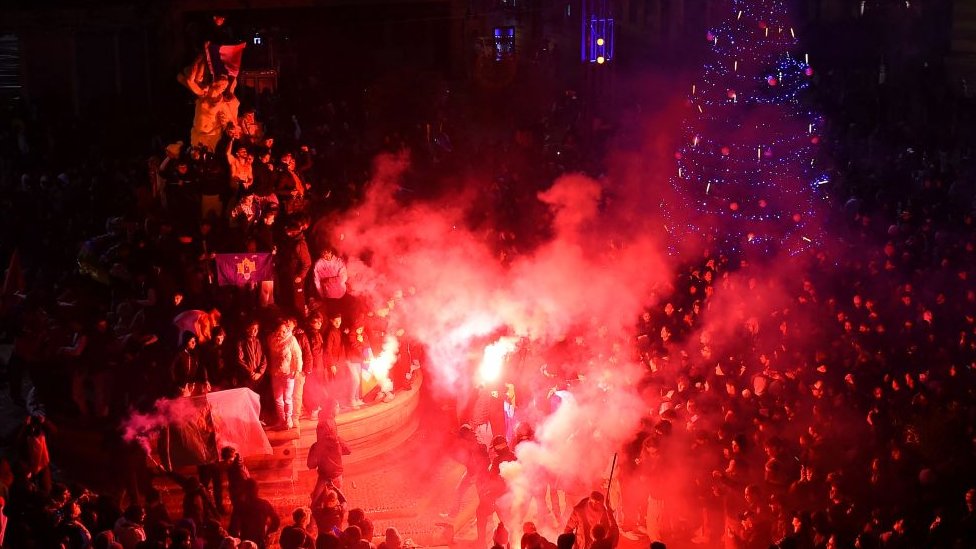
[385, 527, 403, 545]
[492, 522, 509, 546]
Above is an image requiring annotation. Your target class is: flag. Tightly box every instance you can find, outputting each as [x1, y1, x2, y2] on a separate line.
[157, 389, 271, 468]
[215, 253, 273, 287]
[205, 41, 246, 78]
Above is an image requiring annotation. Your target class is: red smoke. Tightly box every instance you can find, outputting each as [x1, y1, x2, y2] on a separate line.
[312, 125, 687, 540]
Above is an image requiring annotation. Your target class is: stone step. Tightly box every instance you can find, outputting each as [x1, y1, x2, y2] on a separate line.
[247, 378, 423, 473]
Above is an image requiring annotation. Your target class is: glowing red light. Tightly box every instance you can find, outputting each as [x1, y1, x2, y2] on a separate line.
[721, 146, 731, 156]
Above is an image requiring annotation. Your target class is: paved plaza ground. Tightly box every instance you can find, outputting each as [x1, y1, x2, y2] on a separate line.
[0, 358, 664, 549]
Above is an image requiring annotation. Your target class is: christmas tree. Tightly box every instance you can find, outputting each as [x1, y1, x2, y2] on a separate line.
[669, 0, 828, 256]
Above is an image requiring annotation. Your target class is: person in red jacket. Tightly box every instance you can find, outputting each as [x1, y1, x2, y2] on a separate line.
[324, 312, 347, 406]
[308, 404, 351, 504]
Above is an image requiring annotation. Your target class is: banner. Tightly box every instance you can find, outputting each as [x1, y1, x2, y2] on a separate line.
[206, 388, 272, 458]
[215, 253, 273, 287]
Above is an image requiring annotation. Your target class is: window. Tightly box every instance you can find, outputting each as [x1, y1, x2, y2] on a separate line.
[0, 34, 21, 97]
[582, 16, 614, 63]
[493, 26, 516, 60]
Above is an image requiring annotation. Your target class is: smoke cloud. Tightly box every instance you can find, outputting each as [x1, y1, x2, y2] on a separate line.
[313, 133, 685, 538]
[120, 397, 209, 470]
[316, 77, 857, 542]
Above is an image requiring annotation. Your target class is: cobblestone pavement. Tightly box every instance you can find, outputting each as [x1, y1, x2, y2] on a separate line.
[152, 396, 489, 549]
[264, 447, 468, 547]
[244, 416, 670, 549]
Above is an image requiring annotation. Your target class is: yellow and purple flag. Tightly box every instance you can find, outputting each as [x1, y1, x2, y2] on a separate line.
[215, 253, 273, 287]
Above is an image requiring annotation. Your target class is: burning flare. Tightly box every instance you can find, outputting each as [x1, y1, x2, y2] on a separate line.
[479, 337, 518, 384]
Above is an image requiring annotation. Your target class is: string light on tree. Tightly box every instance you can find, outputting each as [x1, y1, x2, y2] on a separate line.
[666, 0, 828, 256]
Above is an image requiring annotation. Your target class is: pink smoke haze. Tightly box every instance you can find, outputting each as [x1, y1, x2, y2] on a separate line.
[479, 337, 519, 384]
[332, 154, 672, 386]
[120, 397, 207, 465]
[321, 145, 683, 531]
[321, 88, 841, 538]
[369, 334, 400, 393]
[121, 398, 203, 441]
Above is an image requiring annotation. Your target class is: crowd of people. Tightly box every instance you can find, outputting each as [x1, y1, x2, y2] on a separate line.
[0, 4, 974, 549]
[0, 13, 438, 549]
[599, 20, 976, 548]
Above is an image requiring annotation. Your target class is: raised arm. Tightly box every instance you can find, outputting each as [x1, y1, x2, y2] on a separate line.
[185, 58, 207, 97]
[225, 136, 237, 166]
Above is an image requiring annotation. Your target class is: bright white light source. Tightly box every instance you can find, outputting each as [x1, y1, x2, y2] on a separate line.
[479, 337, 518, 384]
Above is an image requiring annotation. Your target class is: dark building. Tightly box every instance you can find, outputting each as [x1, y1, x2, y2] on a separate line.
[0, 0, 965, 123]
